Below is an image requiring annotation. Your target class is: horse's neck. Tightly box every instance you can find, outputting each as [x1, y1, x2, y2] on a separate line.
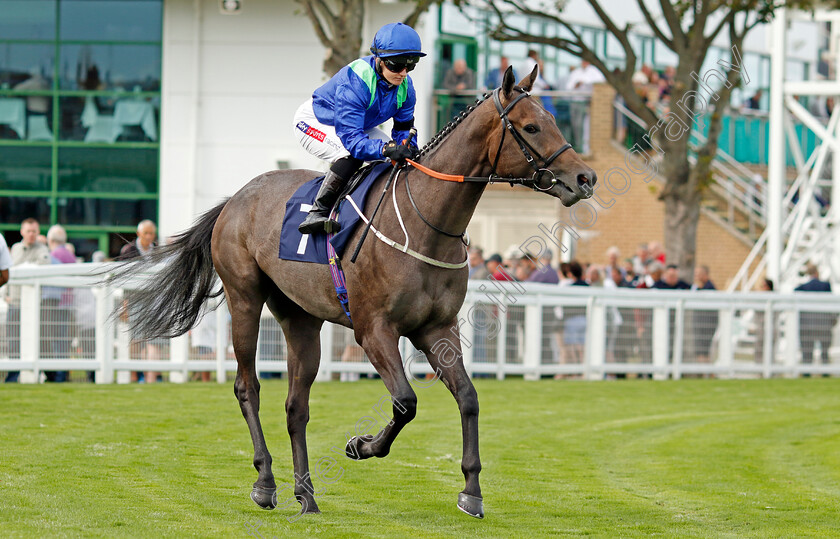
[398, 118, 492, 238]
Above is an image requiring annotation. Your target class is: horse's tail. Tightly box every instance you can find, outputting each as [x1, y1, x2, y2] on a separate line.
[109, 199, 229, 340]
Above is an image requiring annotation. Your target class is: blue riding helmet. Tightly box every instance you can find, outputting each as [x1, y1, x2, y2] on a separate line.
[369, 22, 426, 58]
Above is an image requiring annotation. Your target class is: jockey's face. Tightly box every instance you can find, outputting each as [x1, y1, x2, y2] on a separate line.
[378, 57, 411, 86]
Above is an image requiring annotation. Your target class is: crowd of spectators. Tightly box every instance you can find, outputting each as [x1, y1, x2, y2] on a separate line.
[0, 217, 224, 384]
[1, 215, 835, 382]
[465, 241, 831, 376]
[631, 63, 676, 111]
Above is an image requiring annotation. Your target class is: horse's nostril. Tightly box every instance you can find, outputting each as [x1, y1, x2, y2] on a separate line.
[577, 172, 594, 186]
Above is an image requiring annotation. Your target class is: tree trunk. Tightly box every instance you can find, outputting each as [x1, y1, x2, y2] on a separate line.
[662, 175, 702, 282]
[657, 130, 700, 282]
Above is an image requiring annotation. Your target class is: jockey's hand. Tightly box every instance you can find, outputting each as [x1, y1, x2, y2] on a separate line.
[382, 141, 419, 162]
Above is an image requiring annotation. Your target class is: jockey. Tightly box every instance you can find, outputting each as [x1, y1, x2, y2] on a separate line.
[294, 22, 425, 235]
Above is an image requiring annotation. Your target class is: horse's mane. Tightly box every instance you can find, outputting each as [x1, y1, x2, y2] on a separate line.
[419, 90, 494, 157]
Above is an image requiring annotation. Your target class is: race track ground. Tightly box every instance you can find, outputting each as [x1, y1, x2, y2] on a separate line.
[2, 377, 839, 537]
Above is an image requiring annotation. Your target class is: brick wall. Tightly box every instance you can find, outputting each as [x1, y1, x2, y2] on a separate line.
[565, 83, 753, 289]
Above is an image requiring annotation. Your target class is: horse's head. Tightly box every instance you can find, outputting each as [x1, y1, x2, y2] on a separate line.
[488, 66, 597, 206]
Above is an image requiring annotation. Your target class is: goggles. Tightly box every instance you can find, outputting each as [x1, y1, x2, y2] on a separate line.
[381, 56, 419, 73]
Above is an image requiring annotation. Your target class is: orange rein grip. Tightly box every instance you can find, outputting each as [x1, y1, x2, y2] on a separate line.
[405, 159, 465, 183]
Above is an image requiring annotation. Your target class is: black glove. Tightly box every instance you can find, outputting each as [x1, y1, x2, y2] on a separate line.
[382, 141, 419, 162]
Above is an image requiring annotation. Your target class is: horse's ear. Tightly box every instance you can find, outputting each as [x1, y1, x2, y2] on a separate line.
[502, 65, 516, 98]
[518, 65, 539, 93]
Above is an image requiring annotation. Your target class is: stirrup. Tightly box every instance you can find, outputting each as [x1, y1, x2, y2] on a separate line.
[298, 213, 341, 235]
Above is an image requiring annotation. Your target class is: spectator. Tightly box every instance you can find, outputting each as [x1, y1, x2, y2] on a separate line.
[191, 302, 228, 382]
[527, 251, 560, 284]
[661, 65, 676, 88]
[514, 255, 536, 281]
[652, 265, 691, 368]
[468, 247, 489, 280]
[443, 58, 475, 92]
[648, 241, 665, 264]
[524, 50, 551, 92]
[5, 218, 50, 383]
[443, 58, 475, 120]
[558, 262, 574, 286]
[119, 219, 157, 259]
[604, 265, 628, 368]
[43, 225, 75, 382]
[692, 265, 716, 291]
[795, 263, 835, 367]
[73, 279, 97, 382]
[119, 219, 160, 383]
[691, 265, 718, 364]
[585, 264, 604, 287]
[560, 260, 588, 368]
[622, 260, 639, 288]
[0, 233, 10, 288]
[524, 50, 557, 116]
[566, 60, 604, 154]
[632, 243, 649, 276]
[653, 265, 690, 290]
[753, 278, 775, 364]
[485, 253, 512, 281]
[640, 261, 663, 290]
[484, 253, 501, 276]
[745, 89, 763, 111]
[634, 261, 663, 365]
[605, 246, 622, 278]
[632, 64, 654, 86]
[565, 60, 606, 91]
[484, 56, 512, 89]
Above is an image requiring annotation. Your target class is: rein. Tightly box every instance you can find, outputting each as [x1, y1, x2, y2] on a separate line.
[400, 86, 574, 242]
[405, 87, 573, 191]
[345, 86, 573, 269]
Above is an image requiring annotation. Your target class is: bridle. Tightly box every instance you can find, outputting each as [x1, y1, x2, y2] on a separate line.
[403, 86, 574, 237]
[491, 86, 573, 192]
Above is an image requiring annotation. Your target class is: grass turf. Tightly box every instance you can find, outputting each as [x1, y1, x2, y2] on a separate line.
[1, 378, 840, 537]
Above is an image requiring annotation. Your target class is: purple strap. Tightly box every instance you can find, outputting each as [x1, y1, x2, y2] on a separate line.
[326, 207, 352, 325]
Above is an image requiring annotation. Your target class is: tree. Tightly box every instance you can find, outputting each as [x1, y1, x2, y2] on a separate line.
[485, 0, 790, 279]
[296, 0, 441, 77]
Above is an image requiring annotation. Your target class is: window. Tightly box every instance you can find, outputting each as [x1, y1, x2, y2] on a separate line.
[0, 0, 162, 260]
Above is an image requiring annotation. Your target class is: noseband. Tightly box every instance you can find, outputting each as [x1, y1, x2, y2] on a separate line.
[491, 87, 573, 191]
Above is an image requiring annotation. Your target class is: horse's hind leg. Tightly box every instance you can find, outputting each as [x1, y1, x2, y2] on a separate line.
[410, 323, 483, 518]
[222, 274, 276, 509]
[268, 293, 323, 514]
[346, 321, 417, 459]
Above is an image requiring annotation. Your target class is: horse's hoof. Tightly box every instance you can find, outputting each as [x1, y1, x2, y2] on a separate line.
[345, 435, 373, 460]
[302, 502, 321, 514]
[250, 486, 277, 510]
[457, 492, 484, 519]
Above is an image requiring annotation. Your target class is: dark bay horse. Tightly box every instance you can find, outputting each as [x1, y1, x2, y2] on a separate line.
[118, 67, 595, 519]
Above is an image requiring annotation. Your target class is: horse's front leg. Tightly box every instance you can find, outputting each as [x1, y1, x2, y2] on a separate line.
[410, 322, 483, 518]
[345, 321, 417, 460]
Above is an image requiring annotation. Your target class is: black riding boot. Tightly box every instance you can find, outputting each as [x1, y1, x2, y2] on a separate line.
[298, 170, 347, 235]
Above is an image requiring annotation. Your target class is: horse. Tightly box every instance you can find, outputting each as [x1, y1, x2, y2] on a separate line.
[116, 66, 596, 519]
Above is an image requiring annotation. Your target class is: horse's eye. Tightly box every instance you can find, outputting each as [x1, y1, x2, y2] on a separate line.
[524, 124, 539, 134]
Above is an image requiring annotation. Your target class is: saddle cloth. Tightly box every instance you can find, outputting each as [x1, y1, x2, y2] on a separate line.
[278, 162, 390, 264]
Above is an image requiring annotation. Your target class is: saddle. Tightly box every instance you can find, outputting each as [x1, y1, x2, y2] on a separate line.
[278, 161, 391, 265]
